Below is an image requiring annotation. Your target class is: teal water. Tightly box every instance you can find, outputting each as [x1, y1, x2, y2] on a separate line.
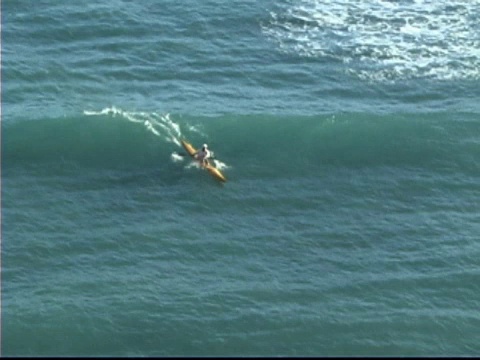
[2, 0, 480, 356]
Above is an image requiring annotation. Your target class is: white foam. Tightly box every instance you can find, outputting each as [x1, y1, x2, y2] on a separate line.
[83, 106, 183, 145]
[185, 161, 201, 170]
[170, 152, 184, 162]
[84, 107, 230, 170]
[263, 0, 480, 81]
[212, 159, 229, 170]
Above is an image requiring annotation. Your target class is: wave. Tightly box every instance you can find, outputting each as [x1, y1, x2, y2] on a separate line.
[3, 107, 480, 177]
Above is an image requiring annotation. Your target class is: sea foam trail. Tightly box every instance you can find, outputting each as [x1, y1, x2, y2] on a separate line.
[84, 107, 182, 146]
[83, 107, 230, 171]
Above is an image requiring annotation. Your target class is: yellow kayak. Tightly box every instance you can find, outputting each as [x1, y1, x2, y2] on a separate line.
[181, 140, 227, 183]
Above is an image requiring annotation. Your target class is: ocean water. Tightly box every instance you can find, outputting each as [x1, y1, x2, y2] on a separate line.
[2, 0, 480, 356]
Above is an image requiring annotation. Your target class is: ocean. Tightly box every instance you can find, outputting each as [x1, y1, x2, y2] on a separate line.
[2, 0, 480, 356]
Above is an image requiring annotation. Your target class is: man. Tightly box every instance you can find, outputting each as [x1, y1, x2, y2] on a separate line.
[194, 144, 212, 166]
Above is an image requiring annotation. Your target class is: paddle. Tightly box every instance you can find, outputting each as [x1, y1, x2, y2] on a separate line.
[175, 152, 216, 160]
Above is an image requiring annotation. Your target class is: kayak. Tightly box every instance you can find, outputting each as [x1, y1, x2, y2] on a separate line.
[181, 140, 227, 183]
